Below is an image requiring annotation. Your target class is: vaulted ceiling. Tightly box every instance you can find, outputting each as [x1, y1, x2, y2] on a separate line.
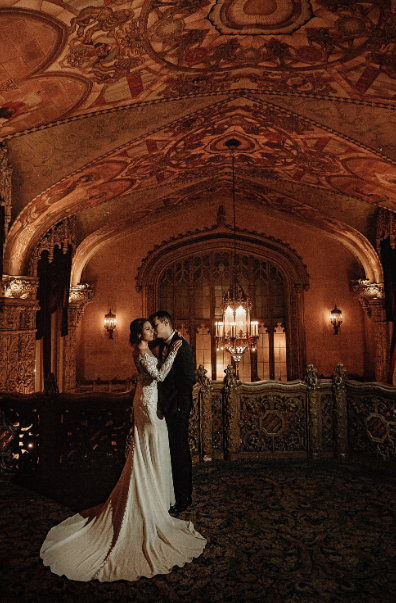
[2, 0, 396, 280]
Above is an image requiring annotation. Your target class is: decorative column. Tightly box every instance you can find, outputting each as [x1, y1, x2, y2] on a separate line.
[196, 364, 213, 461]
[62, 284, 94, 391]
[0, 276, 39, 393]
[306, 363, 322, 458]
[353, 280, 388, 382]
[333, 362, 348, 459]
[223, 364, 239, 460]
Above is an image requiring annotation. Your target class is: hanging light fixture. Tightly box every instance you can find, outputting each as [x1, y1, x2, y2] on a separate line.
[215, 138, 259, 377]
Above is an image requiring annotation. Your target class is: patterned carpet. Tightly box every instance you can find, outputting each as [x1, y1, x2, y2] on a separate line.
[1, 459, 396, 603]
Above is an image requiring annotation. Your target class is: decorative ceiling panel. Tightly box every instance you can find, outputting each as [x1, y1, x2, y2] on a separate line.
[4, 95, 393, 273]
[1, 0, 396, 139]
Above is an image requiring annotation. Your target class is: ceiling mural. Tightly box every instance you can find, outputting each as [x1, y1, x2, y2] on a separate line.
[1, 0, 396, 140]
[4, 95, 392, 274]
[1, 0, 395, 284]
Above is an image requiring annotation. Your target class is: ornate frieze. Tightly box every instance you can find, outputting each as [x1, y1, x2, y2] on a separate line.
[2, 275, 38, 300]
[68, 284, 94, 328]
[353, 280, 385, 318]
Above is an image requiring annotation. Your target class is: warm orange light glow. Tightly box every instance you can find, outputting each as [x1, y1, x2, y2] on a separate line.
[104, 309, 117, 338]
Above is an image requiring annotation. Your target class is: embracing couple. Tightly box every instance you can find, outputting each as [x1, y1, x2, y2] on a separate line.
[149, 310, 195, 514]
[40, 310, 205, 583]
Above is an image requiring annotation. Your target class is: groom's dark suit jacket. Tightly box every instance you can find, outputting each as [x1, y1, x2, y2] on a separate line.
[157, 334, 196, 416]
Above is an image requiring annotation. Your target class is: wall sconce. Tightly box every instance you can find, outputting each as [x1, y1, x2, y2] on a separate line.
[104, 309, 116, 339]
[330, 305, 343, 334]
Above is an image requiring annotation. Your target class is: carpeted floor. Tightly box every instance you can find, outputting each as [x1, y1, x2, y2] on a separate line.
[1, 458, 396, 603]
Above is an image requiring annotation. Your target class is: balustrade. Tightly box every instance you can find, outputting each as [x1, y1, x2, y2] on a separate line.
[1, 365, 396, 493]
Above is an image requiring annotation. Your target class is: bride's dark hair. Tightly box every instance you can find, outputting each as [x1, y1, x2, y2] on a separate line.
[129, 318, 149, 345]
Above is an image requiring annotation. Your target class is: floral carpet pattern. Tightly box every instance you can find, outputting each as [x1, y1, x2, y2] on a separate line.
[1, 459, 396, 603]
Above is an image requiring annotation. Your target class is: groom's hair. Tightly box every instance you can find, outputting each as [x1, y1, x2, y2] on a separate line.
[149, 310, 173, 327]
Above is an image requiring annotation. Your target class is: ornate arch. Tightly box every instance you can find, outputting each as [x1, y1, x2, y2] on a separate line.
[136, 207, 310, 379]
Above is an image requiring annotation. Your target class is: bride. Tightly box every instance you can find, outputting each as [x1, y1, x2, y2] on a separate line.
[40, 318, 206, 582]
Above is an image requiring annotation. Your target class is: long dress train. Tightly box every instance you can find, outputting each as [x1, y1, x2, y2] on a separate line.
[40, 350, 206, 582]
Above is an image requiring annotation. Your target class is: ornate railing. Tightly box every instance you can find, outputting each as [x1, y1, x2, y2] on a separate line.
[1, 364, 396, 489]
[0, 376, 135, 487]
[191, 363, 396, 464]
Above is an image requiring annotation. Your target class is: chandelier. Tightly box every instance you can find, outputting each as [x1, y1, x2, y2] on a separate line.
[215, 138, 259, 376]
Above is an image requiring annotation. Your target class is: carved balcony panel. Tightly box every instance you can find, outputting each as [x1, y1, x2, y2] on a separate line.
[237, 382, 309, 458]
[347, 381, 396, 461]
[0, 397, 40, 475]
[59, 393, 135, 473]
[321, 392, 336, 454]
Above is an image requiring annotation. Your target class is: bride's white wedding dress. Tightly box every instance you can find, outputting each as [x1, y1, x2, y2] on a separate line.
[40, 349, 206, 582]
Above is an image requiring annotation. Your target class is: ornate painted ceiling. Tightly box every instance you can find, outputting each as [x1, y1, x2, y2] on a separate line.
[1, 0, 396, 280]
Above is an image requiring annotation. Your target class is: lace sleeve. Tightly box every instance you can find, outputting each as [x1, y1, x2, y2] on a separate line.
[139, 350, 177, 381]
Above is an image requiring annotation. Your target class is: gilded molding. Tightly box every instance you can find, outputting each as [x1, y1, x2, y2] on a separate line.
[353, 280, 385, 317]
[2, 275, 39, 300]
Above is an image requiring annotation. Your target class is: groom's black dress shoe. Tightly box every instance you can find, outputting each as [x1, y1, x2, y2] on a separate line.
[169, 499, 191, 514]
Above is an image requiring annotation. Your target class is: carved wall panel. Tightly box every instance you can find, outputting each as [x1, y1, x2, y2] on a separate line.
[0, 298, 39, 393]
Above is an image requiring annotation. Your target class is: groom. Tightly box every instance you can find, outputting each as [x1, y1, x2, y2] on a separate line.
[150, 310, 196, 514]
